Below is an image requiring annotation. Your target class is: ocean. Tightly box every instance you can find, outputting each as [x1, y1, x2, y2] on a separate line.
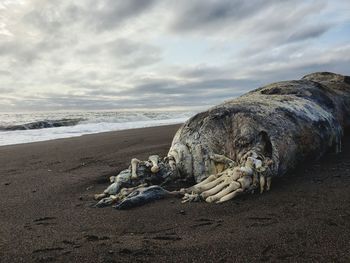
[0, 110, 197, 146]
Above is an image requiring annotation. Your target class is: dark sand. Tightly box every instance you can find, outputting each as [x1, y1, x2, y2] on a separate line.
[0, 124, 349, 262]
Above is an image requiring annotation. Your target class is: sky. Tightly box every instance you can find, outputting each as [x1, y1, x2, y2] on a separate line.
[0, 0, 349, 112]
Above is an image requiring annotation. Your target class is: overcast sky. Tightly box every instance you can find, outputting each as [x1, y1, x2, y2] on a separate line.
[0, 0, 349, 112]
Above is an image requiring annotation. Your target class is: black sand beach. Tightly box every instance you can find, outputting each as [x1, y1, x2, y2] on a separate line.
[0, 124, 349, 262]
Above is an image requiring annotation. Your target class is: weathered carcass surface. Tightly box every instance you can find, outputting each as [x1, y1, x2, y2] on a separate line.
[94, 72, 350, 208]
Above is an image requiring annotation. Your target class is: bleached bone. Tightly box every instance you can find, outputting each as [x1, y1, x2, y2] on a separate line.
[94, 193, 107, 200]
[131, 158, 141, 179]
[148, 155, 160, 173]
[205, 181, 241, 203]
[181, 154, 273, 204]
[260, 175, 266, 194]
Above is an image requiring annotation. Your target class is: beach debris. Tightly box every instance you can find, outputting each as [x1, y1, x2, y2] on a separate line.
[95, 183, 181, 208]
[94, 72, 350, 209]
[94, 156, 175, 205]
[148, 155, 160, 173]
[130, 158, 140, 179]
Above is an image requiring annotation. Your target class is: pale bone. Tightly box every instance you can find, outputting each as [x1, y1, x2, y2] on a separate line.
[190, 173, 223, 189]
[238, 175, 252, 190]
[248, 156, 262, 169]
[181, 192, 201, 203]
[195, 177, 226, 192]
[182, 154, 265, 204]
[240, 166, 253, 176]
[217, 188, 243, 203]
[131, 158, 141, 179]
[94, 193, 107, 200]
[260, 175, 266, 193]
[266, 176, 272, 191]
[148, 155, 160, 173]
[191, 167, 241, 194]
[241, 151, 259, 162]
[205, 181, 241, 203]
[201, 181, 230, 199]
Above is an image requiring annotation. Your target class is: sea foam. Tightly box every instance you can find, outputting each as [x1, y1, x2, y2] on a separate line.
[0, 111, 195, 146]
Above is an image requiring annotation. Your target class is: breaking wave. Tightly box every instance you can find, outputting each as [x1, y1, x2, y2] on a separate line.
[0, 111, 197, 146]
[0, 118, 85, 131]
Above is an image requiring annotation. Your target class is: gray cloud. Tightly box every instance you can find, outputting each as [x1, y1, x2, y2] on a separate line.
[0, 70, 10, 76]
[287, 24, 332, 42]
[0, 88, 15, 94]
[169, 0, 272, 33]
[76, 38, 162, 68]
[88, 0, 156, 30]
[0, 0, 349, 112]
[129, 78, 260, 96]
[22, 0, 156, 32]
[0, 41, 38, 64]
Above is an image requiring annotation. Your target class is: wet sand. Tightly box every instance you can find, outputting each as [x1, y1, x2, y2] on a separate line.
[0, 124, 349, 262]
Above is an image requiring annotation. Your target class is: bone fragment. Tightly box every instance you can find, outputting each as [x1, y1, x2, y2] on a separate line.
[148, 155, 160, 173]
[238, 176, 253, 190]
[260, 175, 266, 193]
[94, 193, 107, 200]
[181, 192, 201, 203]
[131, 158, 141, 179]
[195, 173, 222, 186]
[240, 166, 253, 176]
[266, 176, 272, 191]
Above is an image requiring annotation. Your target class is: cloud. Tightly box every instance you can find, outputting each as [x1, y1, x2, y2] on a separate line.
[129, 77, 259, 96]
[286, 24, 332, 42]
[169, 0, 269, 33]
[0, 0, 349, 112]
[86, 0, 157, 31]
[0, 88, 14, 94]
[76, 38, 162, 68]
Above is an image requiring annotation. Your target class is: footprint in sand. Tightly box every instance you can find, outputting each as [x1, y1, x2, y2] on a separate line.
[33, 216, 57, 226]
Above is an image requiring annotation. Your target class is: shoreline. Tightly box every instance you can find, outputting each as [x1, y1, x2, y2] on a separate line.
[0, 124, 349, 262]
[0, 122, 185, 148]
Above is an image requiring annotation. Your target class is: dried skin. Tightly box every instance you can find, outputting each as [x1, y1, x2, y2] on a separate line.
[95, 72, 350, 208]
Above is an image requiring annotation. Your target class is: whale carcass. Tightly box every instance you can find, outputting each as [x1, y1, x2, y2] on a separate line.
[94, 72, 350, 208]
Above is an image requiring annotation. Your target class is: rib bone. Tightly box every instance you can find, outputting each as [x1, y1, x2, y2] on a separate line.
[181, 154, 272, 203]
